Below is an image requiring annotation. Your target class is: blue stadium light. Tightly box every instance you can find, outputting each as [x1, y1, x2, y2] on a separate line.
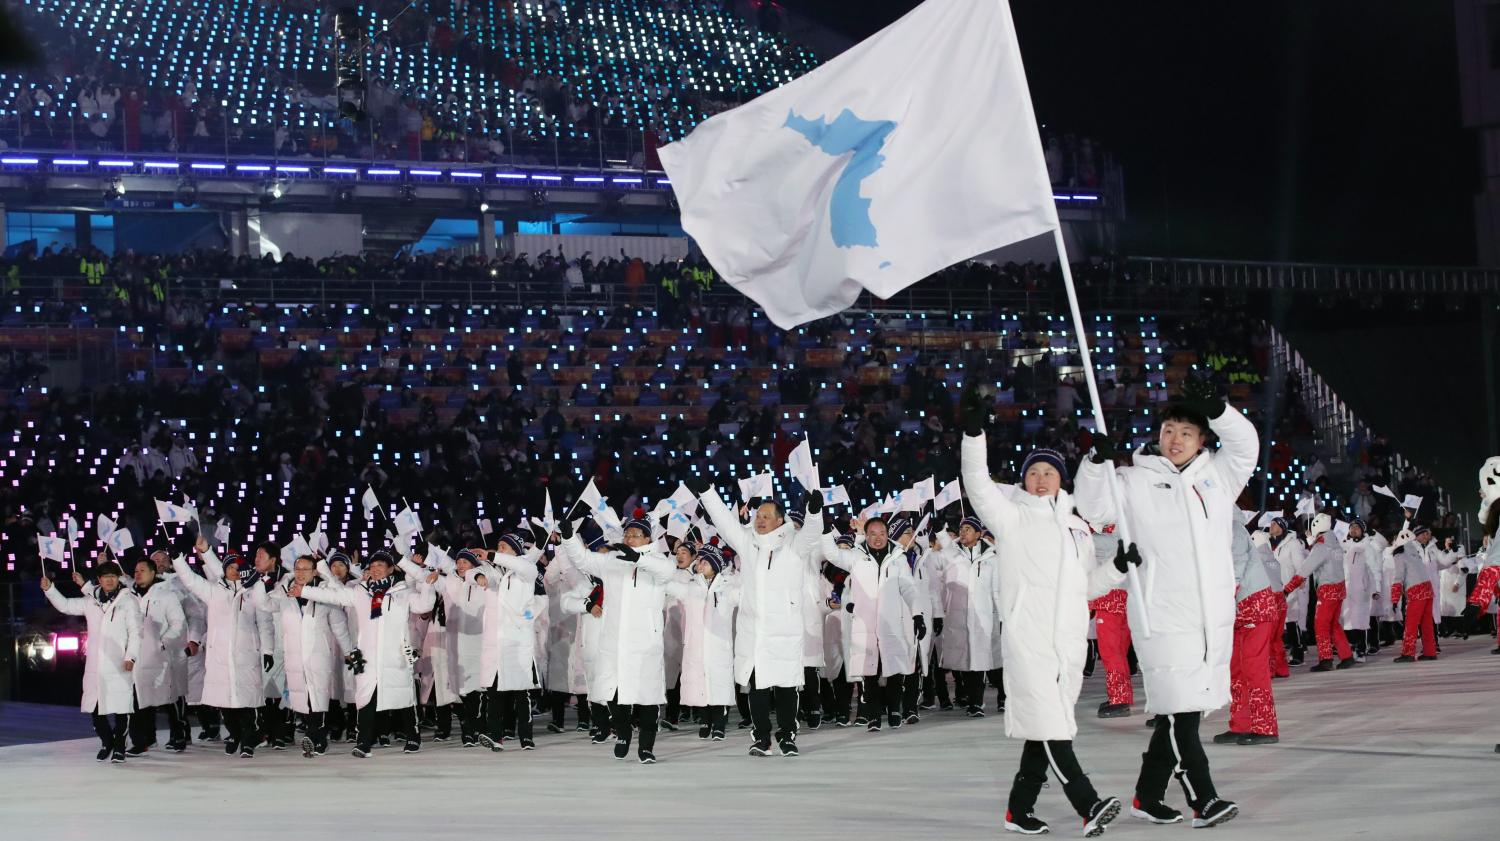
[496, 173, 529, 180]
[531, 174, 563, 181]
[236, 164, 271, 172]
[1, 157, 39, 166]
[410, 169, 442, 177]
[366, 168, 402, 176]
[52, 158, 90, 166]
[142, 161, 179, 170]
[451, 171, 483, 179]
[574, 176, 605, 183]
[98, 160, 134, 168]
[612, 177, 642, 184]
[275, 165, 311, 174]
[324, 166, 358, 175]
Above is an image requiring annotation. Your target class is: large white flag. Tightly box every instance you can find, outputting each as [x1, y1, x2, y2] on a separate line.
[659, 0, 1056, 329]
[787, 439, 820, 493]
[934, 479, 962, 510]
[155, 499, 193, 524]
[38, 534, 65, 564]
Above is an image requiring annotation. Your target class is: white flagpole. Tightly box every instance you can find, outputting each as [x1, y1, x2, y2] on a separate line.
[1051, 227, 1149, 637]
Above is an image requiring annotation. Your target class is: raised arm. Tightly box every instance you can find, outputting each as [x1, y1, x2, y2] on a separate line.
[199, 548, 225, 582]
[632, 550, 678, 585]
[298, 581, 359, 609]
[172, 560, 212, 602]
[42, 582, 87, 616]
[698, 488, 750, 557]
[960, 432, 1018, 532]
[1208, 404, 1260, 496]
[406, 581, 436, 615]
[820, 532, 855, 573]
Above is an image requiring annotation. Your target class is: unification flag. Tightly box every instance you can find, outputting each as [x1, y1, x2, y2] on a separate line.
[787, 439, 820, 494]
[934, 479, 963, 510]
[38, 534, 65, 563]
[659, 0, 1057, 328]
[361, 486, 380, 521]
[155, 499, 193, 524]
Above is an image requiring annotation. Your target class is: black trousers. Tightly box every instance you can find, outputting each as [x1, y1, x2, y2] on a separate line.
[735, 689, 751, 724]
[664, 681, 682, 723]
[260, 697, 287, 744]
[1136, 711, 1217, 811]
[799, 667, 822, 717]
[194, 704, 221, 736]
[1009, 740, 1100, 819]
[303, 710, 328, 745]
[220, 706, 259, 746]
[91, 705, 131, 750]
[460, 690, 483, 739]
[1284, 623, 1306, 660]
[129, 696, 187, 748]
[551, 692, 591, 726]
[858, 673, 906, 720]
[357, 690, 417, 750]
[608, 696, 658, 752]
[746, 670, 799, 744]
[956, 671, 986, 708]
[923, 664, 951, 707]
[703, 704, 729, 733]
[490, 689, 534, 742]
[589, 701, 612, 736]
[823, 668, 854, 720]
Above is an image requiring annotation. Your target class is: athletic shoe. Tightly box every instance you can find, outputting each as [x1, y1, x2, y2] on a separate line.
[778, 739, 799, 757]
[918, 701, 938, 711]
[738, 720, 751, 729]
[1417, 655, 1438, 661]
[888, 713, 902, 729]
[1211, 731, 1246, 744]
[1336, 658, 1361, 669]
[591, 732, 611, 745]
[749, 740, 773, 757]
[1393, 655, 1416, 663]
[478, 734, 505, 752]
[301, 737, 316, 758]
[378, 736, 391, 747]
[1130, 798, 1183, 824]
[1083, 797, 1122, 838]
[164, 740, 186, 753]
[835, 717, 851, 727]
[96, 748, 111, 762]
[1491, 646, 1500, 655]
[1143, 716, 1160, 728]
[351, 746, 371, 758]
[223, 740, 239, 756]
[699, 725, 712, 739]
[1191, 798, 1239, 828]
[239, 745, 255, 759]
[710, 730, 726, 741]
[806, 712, 822, 730]
[1309, 659, 1334, 672]
[402, 741, 420, 753]
[853, 717, 871, 727]
[866, 721, 882, 733]
[638, 751, 657, 764]
[125, 745, 149, 756]
[613, 740, 630, 760]
[1002, 811, 1048, 835]
[520, 739, 536, 750]
[1097, 703, 1130, 718]
[996, 700, 1006, 714]
[111, 749, 126, 764]
[967, 706, 986, 718]
[575, 722, 591, 732]
[546, 722, 565, 734]
[461, 736, 479, 748]
[1287, 657, 1304, 666]
[659, 719, 679, 732]
[432, 731, 451, 742]
[939, 702, 955, 711]
[904, 713, 920, 725]
[1236, 733, 1278, 746]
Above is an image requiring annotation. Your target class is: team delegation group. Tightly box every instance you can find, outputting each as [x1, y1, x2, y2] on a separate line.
[39, 380, 1491, 836]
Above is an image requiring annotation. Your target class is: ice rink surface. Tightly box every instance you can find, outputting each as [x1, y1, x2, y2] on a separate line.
[2, 639, 1497, 840]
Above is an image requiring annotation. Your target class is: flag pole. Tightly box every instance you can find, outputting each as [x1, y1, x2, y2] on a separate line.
[1051, 226, 1149, 637]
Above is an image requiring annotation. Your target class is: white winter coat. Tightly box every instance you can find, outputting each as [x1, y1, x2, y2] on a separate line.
[166, 574, 208, 704]
[1073, 405, 1258, 715]
[128, 582, 187, 707]
[173, 554, 274, 709]
[964, 433, 1125, 740]
[558, 536, 676, 705]
[469, 549, 547, 692]
[252, 580, 354, 714]
[931, 534, 1003, 672]
[1342, 538, 1382, 631]
[44, 584, 142, 715]
[543, 556, 590, 695]
[700, 491, 822, 688]
[907, 541, 943, 674]
[1274, 537, 1310, 629]
[666, 570, 740, 706]
[558, 571, 608, 699]
[297, 574, 435, 711]
[821, 533, 920, 679]
[801, 531, 828, 669]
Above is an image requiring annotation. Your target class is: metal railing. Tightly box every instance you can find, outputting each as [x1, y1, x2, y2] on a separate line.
[1267, 323, 1453, 515]
[1130, 256, 1500, 295]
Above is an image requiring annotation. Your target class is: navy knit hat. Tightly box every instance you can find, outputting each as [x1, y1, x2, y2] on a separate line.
[1021, 448, 1067, 478]
[221, 550, 247, 570]
[1413, 525, 1431, 538]
[696, 544, 725, 574]
[959, 516, 983, 532]
[498, 533, 527, 555]
[367, 549, 396, 567]
[835, 533, 856, 548]
[327, 550, 351, 568]
[455, 548, 479, 565]
[789, 510, 806, 528]
[1271, 516, 1292, 532]
[621, 517, 652, 538]
[888, 516, 914, 540]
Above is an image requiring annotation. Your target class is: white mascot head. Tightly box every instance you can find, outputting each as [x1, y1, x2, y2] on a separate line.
[1480, 456, 1500, 539]
[1310, 512, 1333, 539]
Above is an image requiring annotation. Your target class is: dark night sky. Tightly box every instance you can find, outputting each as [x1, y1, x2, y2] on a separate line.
[784, 0, 1476, 265]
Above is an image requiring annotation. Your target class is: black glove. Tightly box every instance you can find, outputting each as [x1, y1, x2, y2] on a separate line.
[1113, 542, 1142, 573]
[612, 543, 641, 563]
[263, 654, 274, 673]
[557, 518, 575, 541]
[806, 493, 822, 515]
[685, 476, 711, 496]
[933, 617, 944, 637]
[344, 648, 366, 675]
[1089, 435, 1117, 464]
[844, 601, 856, 614]
[1180, 377, 1226, 420]
[913, 615, 927, 641]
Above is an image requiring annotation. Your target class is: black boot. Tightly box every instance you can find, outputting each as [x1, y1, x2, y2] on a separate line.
[1005, 770, 1048, 836]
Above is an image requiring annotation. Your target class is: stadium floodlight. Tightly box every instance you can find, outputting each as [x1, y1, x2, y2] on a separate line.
[102, 176, 126, 199]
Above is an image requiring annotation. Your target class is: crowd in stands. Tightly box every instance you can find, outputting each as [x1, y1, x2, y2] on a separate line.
[0, 243, 1449, 583]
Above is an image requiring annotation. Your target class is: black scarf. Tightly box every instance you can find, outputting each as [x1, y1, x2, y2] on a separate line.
[367, 576, 395, 619]
[94, 584, 122, 605]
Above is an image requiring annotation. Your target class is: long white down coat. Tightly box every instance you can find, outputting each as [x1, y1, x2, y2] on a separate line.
[251, 579, 354, 714]
[167, 573, 209, 704]
[296, 571, 435, 710]
[1273, 537, 1309, 629]
[544, 554, 591, 695]
[558, 537, 676, 705]
[963, 433, 1125, 740]
[1074, 405, 1259, 715]
[1342, 537, 1383, 631]
[467, 549, 548, 692]
[666, 569, 741, 706]
[44, 584, 142, 715]
[930, 532, 1003, 672]
[558, 569, 607, 700]
[173, 553, 273, 709]
[699, 491, 821, 688]
[821, 533, 920, 679]
[424, 568, 487, 697]
[126, 582, 187, 708]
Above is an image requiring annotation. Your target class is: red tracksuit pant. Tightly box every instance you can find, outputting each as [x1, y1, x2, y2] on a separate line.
[1270, 594, 1290, 677]
[1468, 566, 1500, 612]
[1314, 582, 1353, 662]
[1094, 609, 1132, 706]
[1402, 581, 1437, 658]
[1230, 589, 1280, 736]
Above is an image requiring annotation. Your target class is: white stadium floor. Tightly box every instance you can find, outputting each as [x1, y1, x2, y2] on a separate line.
[1, 639, 1496, 840]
